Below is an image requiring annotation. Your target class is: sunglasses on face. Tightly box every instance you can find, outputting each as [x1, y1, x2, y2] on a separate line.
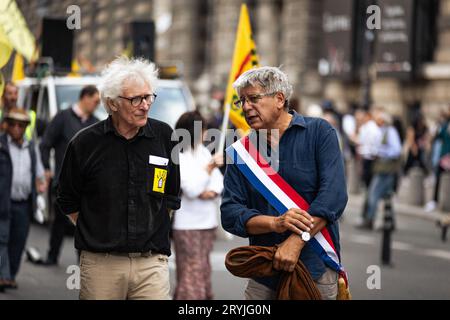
[7, 120, 28, 129]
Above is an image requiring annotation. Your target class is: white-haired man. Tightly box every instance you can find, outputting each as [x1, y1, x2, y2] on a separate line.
[56, 57, 181, 300]
[221, 66, 348, 300]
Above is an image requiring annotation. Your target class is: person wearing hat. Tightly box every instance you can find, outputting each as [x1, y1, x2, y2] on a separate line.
[0, 82, 36, 141]
[0, 107, 46, 292]
[0, 82, 19, 133]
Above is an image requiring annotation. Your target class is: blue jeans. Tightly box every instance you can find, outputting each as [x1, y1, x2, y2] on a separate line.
[8, 201, 31, 280]
[365, 174, 395, 221]
[0, 218, 11, 281]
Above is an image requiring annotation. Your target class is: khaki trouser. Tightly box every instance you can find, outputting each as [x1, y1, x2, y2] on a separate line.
[79, 250, 170, 300]
[244, 268, 338, 300]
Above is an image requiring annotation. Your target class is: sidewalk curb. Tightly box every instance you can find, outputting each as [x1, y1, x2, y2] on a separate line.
[347, 193, 450, 226]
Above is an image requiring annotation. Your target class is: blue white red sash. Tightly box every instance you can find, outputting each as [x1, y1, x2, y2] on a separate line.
[227, 135, 348, 286]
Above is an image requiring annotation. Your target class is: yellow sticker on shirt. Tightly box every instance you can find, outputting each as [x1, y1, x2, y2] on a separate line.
[153, 168, 167, 193]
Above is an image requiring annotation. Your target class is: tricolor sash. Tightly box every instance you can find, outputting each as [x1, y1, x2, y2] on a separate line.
[226, 135, 349, 288]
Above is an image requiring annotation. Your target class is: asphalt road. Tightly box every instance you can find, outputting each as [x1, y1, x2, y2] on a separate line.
[1, 194, 449, 300]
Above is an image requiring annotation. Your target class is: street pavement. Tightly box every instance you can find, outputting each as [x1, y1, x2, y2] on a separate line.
[1, 193, 449, 300]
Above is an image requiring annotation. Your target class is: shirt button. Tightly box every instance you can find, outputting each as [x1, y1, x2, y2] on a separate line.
[130, 200, 135, 205]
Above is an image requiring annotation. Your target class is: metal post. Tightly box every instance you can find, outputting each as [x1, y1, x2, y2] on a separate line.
[442, 225, 448, 242]
[381, 192, 395, 265]
[437, 218, 449, 243]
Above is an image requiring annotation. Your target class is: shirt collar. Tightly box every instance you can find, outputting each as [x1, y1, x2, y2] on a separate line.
[72, 104, 90, 123]
[287, 110, 307, 129]
[7, 134, 29, 148]
[103, 116, 155, 138]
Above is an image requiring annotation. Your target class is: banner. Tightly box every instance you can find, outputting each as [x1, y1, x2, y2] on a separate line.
[223, 4, 259, 132]
[0, 0, 37, 62]
[0, 26, 12, 68]
[0, 72, 5, 98]
[12, 52, 25, 82]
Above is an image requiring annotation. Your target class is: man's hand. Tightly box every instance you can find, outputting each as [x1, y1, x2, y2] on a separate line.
[44, 169, 53, 187]
[44, 169, 53, 181]
[68, 212, 79, 226]
[199, 190, 218, 200]
[271, 208, 315, 235]
[273, 234, 305, 272]
[36, 178, 47, 194]
[206, 153, 224, 174]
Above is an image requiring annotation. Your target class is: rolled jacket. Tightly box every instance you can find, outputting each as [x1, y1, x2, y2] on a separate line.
[225, 245, 321, 300]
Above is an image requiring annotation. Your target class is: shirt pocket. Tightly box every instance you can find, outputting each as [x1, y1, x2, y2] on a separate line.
[285, 160, 318, 193]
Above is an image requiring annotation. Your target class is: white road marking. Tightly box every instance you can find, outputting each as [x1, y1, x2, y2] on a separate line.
[392, 242, 414, 251]
[422, 249, 450, 261]
[344, 233, 449, 261]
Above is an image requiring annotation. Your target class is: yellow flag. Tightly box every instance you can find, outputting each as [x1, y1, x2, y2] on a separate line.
[0, 26, 12, 68]
[0, 72, 5, 98]
[68, 58, 81, 77]
[12, 52, 25, 82]
[0, 0, 37, 62]
[224, 4, 260, 132]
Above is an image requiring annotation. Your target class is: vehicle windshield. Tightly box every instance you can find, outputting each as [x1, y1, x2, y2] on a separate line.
[150, 86, 190, 128]
[56, 84, 190, 127]
[55, 84, 108, 120]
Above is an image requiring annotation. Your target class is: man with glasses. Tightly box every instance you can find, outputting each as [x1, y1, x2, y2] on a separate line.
[0, 108, 46, 292]
[56, 57, 180, 300]
[32, 85, 100, 266]
[221, 66, 348, 300]
[0, 82, 36, 141]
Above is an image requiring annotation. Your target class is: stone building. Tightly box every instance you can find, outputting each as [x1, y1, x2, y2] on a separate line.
[12, 0, 450, 127]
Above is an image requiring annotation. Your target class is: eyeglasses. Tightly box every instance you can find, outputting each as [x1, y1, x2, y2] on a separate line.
[233, 92, 276, 108]
[7, 120, 28, 129]
[118, 94, 157, 107]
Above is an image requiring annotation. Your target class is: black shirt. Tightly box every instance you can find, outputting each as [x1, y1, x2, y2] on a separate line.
[56, 116, 181, 255]
[40, 107, 98, 184]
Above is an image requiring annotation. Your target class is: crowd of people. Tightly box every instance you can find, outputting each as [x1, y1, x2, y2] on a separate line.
[1, 57, 449, 299]
[304, 100, 450, 230]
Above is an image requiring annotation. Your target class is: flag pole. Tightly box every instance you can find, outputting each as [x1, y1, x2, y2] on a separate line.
[218, 102, 231, 154]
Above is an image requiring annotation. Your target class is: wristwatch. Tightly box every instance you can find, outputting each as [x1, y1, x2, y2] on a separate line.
[300, 231, 311, 242]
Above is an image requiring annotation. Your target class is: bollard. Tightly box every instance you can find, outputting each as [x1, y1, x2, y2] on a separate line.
[406, 167, 425, 206]
[381, 193, 395, 266]
[438, 172, 450, 212]
[437, 216, 450, 242]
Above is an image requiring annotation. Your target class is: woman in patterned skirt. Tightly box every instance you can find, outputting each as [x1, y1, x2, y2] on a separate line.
[172, 111, 224, 300]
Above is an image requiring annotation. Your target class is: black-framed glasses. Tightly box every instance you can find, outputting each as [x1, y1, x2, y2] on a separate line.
[118, 93, 157, 107]
[233, 92, 276, 108]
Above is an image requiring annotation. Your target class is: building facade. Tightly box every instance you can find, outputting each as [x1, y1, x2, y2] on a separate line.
[13, 0, 450, 127]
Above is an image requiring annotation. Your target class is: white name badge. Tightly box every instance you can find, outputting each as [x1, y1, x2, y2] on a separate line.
[149, 155, 169, 166]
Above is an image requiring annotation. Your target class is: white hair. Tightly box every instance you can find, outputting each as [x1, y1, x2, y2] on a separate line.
[99, 56, 158, 114]
[232, 66, 293, 102]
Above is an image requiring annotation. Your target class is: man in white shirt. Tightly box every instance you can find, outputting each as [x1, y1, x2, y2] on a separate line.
[351, 109, 382, 226]
[359, 108, 402, 230]
[0, 108, 46, 292]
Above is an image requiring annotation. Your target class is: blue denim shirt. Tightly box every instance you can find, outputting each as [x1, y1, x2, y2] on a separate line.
[220, 111, 348, 290]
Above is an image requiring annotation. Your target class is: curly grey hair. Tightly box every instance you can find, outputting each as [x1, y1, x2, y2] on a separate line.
[99, 56, 158, 114]
[232, 66, 293, 108]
